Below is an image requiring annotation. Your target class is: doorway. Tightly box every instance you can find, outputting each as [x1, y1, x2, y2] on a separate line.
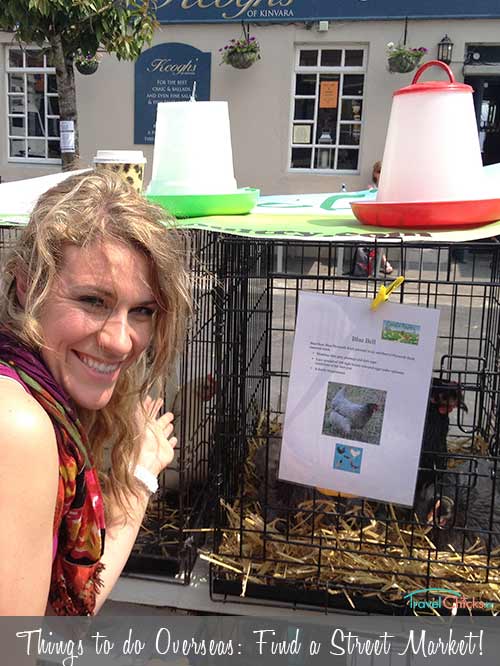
[465, 76, 500, 165]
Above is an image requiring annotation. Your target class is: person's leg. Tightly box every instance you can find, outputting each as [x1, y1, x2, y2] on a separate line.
[380, 254, 393, 274]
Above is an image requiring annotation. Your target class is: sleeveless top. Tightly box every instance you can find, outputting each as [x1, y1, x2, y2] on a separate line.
[0, 363, 30, 391]
[0, 341, 106, 616]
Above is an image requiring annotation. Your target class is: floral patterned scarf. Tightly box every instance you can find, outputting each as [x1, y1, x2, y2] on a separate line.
[0, 329, 105, 615]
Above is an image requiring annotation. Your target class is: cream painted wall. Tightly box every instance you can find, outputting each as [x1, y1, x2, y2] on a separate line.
[2, 19, 500, 192]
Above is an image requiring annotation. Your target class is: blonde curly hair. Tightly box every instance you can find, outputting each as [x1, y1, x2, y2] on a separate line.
[0, 170, 192, 511]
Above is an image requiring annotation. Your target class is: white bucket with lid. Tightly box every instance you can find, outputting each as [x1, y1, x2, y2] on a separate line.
[147, 101, 238, 196]
[377, 61, 489, 203]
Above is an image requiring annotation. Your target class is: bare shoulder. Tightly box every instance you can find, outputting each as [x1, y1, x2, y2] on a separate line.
[0, 377, 57, 456]
[0, 378, 59, 613]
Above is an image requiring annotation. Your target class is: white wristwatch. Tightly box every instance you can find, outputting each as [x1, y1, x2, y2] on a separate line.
[133, 465, 159, 495]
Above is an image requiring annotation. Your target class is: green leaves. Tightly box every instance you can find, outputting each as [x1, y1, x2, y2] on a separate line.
[2, 0, 159, 62]
[27, 0, 53, 16]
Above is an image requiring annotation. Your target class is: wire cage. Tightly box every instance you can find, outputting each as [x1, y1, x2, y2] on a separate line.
[209, 235, 500, 614]
[0, 225, 219, 585]
[125, 228, 220, 582]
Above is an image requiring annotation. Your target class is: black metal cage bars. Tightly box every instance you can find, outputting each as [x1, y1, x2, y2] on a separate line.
[209, 234, 500, 614]
[126, 229, 220, 582]
[3, 224, 500, 609]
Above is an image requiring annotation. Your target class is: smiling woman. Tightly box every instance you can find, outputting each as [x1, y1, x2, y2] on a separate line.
[35, 240, 157, 411]
[0, 170, 191, 615]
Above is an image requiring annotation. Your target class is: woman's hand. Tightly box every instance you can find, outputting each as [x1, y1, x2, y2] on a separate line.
[136, 396, 177, 476]
[94, 396, 177, 611]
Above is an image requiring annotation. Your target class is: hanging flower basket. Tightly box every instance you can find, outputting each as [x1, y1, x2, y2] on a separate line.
[75, 59, 99, 75]
[74, 52, 101, 75]
[386, 43, 427, 73]
[220, 30, 261, 70]
[225, 50, 260, 69]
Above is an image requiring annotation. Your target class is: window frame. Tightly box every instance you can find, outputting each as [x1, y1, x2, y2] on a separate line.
[288, 44, 367, 174]
[5, 45, 61, 165]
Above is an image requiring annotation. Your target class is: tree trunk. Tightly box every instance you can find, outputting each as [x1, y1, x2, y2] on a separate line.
[50, 34, 80, 172]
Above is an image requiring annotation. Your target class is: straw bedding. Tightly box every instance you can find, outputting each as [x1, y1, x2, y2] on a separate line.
[201, 416, 500, 614]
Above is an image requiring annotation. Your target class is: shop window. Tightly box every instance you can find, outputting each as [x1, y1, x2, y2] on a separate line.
[290, 46, 366, 172]
[6, 47, 61, 163]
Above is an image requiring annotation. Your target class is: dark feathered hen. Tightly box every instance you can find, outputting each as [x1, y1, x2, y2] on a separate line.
[253, 436, 314, 523]
[416, 378, 468, 493]
[415, 457, 500, 551]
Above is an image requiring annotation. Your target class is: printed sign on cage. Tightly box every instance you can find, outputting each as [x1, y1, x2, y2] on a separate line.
[279, 292, 440, 506]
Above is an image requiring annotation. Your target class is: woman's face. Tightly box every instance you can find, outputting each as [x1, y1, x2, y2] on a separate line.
[37, 239, 157, 410]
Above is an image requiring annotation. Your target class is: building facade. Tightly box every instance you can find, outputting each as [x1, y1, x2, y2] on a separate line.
[1, 1, 500, 194]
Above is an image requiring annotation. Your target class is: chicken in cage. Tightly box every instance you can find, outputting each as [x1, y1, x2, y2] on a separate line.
[210, 237, 500, 613]
[415, 456, 500, 551]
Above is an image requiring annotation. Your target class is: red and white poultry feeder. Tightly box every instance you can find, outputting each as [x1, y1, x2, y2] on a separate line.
[352, 60, 500, 227]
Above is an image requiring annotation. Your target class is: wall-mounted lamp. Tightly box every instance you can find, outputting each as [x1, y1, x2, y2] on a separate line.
[317, 20, 329, 32]
[437, 35, 454, 65]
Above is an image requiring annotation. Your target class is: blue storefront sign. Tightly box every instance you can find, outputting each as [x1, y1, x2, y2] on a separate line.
[155, 0, 500, 23]
[134, 42, 211, 145]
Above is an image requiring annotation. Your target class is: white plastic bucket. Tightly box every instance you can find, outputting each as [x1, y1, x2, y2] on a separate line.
[378, 61, 489, 202]
[148, 101, 238, 195]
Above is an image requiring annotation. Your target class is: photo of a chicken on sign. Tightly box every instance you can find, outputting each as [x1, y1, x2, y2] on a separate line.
[323, 382, 386, 446]
[279, 291, 440, 506]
